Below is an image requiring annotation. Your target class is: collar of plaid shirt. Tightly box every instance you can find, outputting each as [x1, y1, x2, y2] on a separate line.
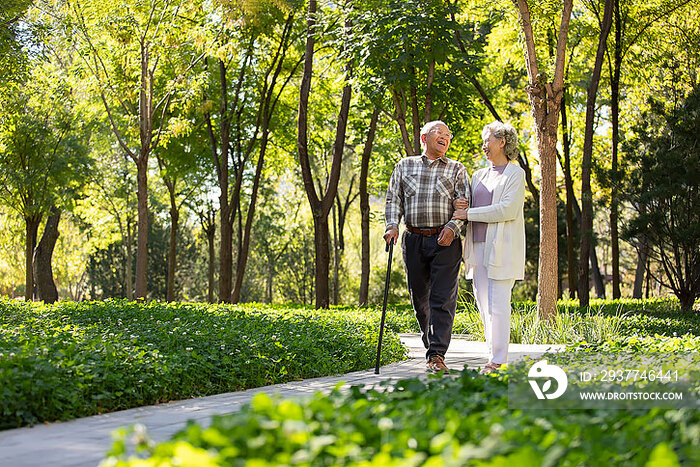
[423, 154, 447, 165]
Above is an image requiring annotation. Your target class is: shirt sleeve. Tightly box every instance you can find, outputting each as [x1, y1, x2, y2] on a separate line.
[385, 161, 404, 232]
[445, 163, 470, 236]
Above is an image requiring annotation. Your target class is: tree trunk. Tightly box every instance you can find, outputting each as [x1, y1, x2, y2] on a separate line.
[359, 109, 380, 306]
[134, 157, 149, 299]
[579, 0, 614, 308]
[125, 217, 134, 300]
[266, 263, 274, 303]
[230, 13, 295, 303]
[335, 178, 357, 253]
[517, 150, 540, 204]
[515, 0, 573, 320]
[24, 213, 41, 301]
[610, 186, 620, 297]
[297, 1, 352, 309]
[558, 266, 563, 299]
[679, 291, 695, 313]
[561, 90, 577, 298]
[610, 0, 622, 299]
[591, 242, 606, 298]
[390, 88, 415, 155]
[219, 199, 232, 302]
[203, 56, 244, 303]
[534, 122, 560, 320]
[331, 177, 358, 305]
[231, 130, 267, 303]
[410, 79, 421, 153]
[207, 221, 216, 304]
[132, 37, 157, 301]
[312, 214, 331, 308]
[332, 203, 339, 305]
[633, 238, 648, 299]
[570, 189, 606, 298]
[33, 206, 61, 303]
[212, 58, 233, 303]
[205, 55, 243, 302]
[197, 208, 217, 303]
[166, 185, 179, 302]
[645, 257, 650, 299]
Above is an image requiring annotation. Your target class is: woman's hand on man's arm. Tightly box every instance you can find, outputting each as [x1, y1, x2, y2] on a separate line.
[452, 197, 469, 220]
[453, 197, 469, 209]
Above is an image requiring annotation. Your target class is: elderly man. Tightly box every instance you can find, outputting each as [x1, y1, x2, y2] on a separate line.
[384, 120, 470, 372]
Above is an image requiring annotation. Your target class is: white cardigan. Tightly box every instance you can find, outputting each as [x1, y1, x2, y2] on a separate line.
[463, 162, 526, 281]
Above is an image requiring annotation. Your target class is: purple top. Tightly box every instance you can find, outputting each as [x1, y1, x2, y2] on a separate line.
[472, 164, 508, 242]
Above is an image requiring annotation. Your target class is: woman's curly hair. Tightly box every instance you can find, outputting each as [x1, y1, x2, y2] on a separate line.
[482, 121, 519, 161]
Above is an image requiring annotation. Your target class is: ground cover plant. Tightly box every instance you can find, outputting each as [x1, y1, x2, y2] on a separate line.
[573, 333, 700, 352]
[103, 347, 699, 466]
[0, 299, 406, 429]
[375, 297, 699, 344]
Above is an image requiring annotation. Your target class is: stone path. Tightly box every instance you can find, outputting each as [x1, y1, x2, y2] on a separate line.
[0, 335, 564, 467]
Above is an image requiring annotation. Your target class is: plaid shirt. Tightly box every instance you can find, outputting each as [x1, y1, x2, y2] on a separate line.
[385, 154, 470, 236]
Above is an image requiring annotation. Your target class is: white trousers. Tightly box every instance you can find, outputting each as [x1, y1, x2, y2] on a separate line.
[472, 242, 515, 364]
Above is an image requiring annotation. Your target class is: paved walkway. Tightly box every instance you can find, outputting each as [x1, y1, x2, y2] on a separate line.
[0, 335, 564, 467]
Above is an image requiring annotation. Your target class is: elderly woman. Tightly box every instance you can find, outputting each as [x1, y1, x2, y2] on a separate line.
[452, 121, 526, 374]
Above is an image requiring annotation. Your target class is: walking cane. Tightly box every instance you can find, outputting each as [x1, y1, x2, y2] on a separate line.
[374, 238, 394, 374]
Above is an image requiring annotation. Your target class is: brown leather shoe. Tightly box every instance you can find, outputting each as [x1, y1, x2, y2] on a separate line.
[426, 355, 449, 373]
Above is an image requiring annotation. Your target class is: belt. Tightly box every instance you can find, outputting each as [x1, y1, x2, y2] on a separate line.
[406, 225, 444, 236]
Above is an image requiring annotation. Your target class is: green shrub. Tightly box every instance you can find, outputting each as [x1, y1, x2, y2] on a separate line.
[0, 300, 406, 429]
[102, 368, 699, 466]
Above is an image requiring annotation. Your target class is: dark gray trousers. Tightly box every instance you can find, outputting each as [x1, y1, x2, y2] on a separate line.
[402, 230, 461, 360]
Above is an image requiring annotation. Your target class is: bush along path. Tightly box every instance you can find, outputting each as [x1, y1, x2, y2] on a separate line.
[0, 299, 407, 429]
[103, 361, 699, 466]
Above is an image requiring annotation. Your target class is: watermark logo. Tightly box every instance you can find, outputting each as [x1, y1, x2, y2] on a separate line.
[509, 353, 696, 409]
[528, 359, 568, 399]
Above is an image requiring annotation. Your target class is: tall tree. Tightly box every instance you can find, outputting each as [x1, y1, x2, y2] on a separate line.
[602, 0, 694, 298]
[154, 139, 201, 301]
[608, 0, 623, 299]
[623, 86, 700, 312]
[513, 0, 573, 319]
[33, 206, 61, 302]
[0, 65, 88, 301]
[578, 0, 614, 308]
[297, 0, 352, 308]
[358, 108, 380, 306]
[201, 4, 298, 303]
[231, 11, 298, 304]
[65, 0, 208, 298]
[560, 89, 577, 298]
[195, 206, 216, 303]
[82, 148, 137, 299]
[203, 51, 239, 303]
[187, 192, 218, 303]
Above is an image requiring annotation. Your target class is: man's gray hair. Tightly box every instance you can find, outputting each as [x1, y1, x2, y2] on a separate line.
[482, 121, 519, 161]
[420, 120, 451, 147]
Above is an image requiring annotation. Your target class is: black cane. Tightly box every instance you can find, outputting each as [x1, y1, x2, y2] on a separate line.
[374, 238, 394, 374]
